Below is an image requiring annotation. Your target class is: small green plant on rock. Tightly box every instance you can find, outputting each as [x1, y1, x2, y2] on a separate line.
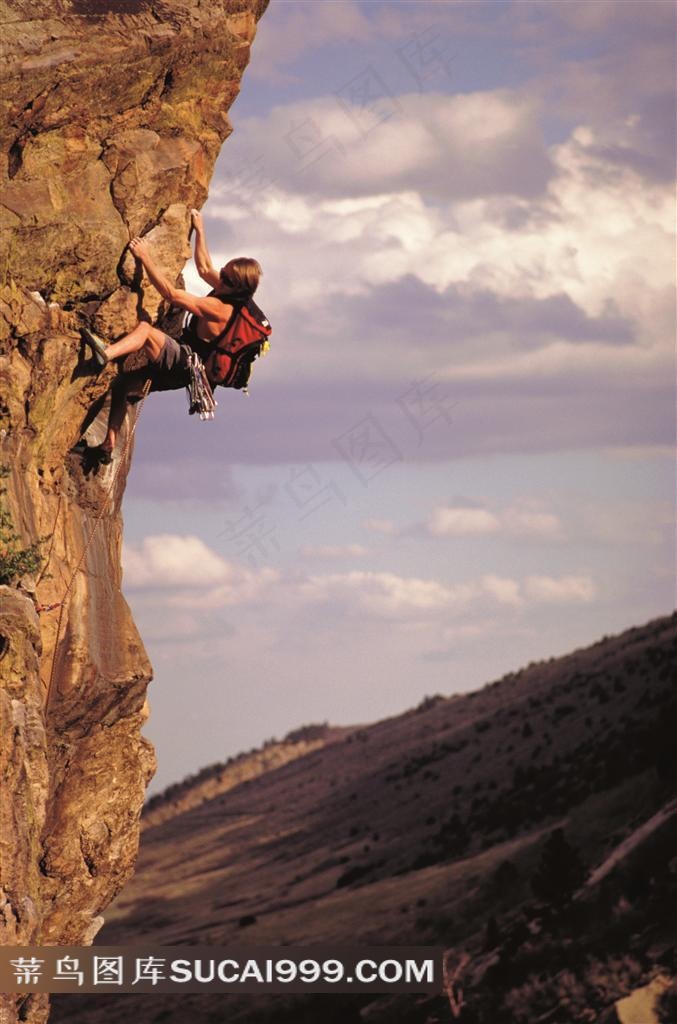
[0, 466, 42, 585]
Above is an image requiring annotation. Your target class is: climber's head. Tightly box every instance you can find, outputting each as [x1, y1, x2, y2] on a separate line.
[219, 257, 262, 296]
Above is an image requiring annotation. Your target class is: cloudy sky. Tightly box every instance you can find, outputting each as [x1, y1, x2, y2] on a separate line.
[121, 0, 676, 794]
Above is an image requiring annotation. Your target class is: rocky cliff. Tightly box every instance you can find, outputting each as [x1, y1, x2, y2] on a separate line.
[0, 2, 268, 1020]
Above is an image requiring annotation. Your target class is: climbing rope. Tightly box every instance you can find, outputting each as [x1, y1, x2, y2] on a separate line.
[43, 377, 153, 709]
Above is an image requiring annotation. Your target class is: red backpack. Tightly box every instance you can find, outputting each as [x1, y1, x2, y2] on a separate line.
[203, 297, 272, 391]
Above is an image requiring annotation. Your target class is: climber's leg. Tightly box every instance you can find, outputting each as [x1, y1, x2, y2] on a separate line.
[100, 376, 130, 456]
[107, 322, 168, 361]
[83, 322, 168, 365]
[85, 331, 188, 463]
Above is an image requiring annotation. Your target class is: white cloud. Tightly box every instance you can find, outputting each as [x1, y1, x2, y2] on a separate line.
[300, 570, 469, 619]
[520, 0, 673, 33]
[124, 536, 597, 628]
[216, 90, 550, 205]
[518, 3, 676, 138]
[165, 569, 279, 608]
[500, 501, 564, 539]
[573, 497, 674, 547]
[440, 622, 492, 641]
[300, 543, 369, 559]
[298, 567, 590, 618]
[524, 574, 596, 603]
[203, 104, 673, 397]
[439, 339, 669, 386]
[606, 446, 674, 461]
[426, 500, 564, 540]
[123, 535, 233, 588]
[481, 574, 524, 607]
[247, 0, 375, 83]
[428, 506, 501, 537]
[363, 518, 398, 535]
[122, 535, 278, 605]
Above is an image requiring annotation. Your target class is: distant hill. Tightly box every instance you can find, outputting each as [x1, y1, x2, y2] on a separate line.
[51, 612, 677, 1024]
[142, 722, 348, 830]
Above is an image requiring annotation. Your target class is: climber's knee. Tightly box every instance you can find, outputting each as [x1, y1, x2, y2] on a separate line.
[142, 325, 168, 362]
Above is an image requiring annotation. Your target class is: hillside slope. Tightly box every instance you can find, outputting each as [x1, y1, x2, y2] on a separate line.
[51, 612, 677, 1023]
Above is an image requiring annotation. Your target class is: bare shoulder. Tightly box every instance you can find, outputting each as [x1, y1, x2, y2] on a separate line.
[202, 294, 231, 313]
[172, 290, 230, 321]
[208, 294, 237, 315]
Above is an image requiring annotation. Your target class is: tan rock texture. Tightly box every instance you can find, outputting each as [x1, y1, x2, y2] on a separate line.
[0, 1, 268, 1020]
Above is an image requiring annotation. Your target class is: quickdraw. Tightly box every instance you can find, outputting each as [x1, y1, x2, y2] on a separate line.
[186, 351, 217, 421]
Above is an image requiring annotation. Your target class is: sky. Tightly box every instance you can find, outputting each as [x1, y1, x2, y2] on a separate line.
[120, 0, 676, 795]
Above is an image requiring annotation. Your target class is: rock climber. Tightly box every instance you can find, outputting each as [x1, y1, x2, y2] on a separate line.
[80, 209, 263, 463]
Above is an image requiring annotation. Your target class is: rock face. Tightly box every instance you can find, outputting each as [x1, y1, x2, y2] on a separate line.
[0, 1, 268, 1020]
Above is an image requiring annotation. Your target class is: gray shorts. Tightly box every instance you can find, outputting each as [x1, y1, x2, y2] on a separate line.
[148, 334, 191, 392]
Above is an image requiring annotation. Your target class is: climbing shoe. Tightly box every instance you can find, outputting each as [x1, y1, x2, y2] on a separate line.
[81, 327, 109, 366]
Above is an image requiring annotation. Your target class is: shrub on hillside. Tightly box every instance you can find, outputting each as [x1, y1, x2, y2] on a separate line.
[531, 828, 586, 906]
[283, 722, 330, 744]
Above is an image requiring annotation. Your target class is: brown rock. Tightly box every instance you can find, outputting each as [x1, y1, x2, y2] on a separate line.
[0, 1, 269, 1021]
[105, 129, 209, 236]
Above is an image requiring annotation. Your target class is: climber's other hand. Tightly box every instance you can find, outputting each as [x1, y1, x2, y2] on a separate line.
[129, 237, 150, 263]
[190, 209, 203, 231]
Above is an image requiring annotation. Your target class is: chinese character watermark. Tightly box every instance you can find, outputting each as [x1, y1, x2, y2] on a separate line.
[218, 501, 281, 567]
[216, 374, 456, 566]
[133, 957, 166, 986]
[334, 64, 403, 137]
[10, 957, 43, 985]
[284, 116, 347, 171]
[93, 956, 123, 985]
[53, 956, 84, 987]
[332, 413, 403, 486]
[395, 25, 457, 90]
[284, 464, 348, 521]
[214, 154, 277, 213]
[396, 373, 457, 444]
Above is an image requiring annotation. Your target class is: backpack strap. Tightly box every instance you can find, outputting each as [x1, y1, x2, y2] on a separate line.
[211, 293, 271, 352]
[212, 299, 245, 352]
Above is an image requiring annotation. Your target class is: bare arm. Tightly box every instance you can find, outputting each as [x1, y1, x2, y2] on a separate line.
[191, 209, 221, 289]
[128, 237, 225, 320]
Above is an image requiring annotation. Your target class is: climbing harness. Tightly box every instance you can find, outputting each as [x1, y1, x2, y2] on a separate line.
[42, 377, 153, 708]
[185, 352, 217, 420]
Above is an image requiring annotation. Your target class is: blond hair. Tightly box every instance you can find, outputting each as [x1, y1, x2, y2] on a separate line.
[220, 257, 262, 295]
